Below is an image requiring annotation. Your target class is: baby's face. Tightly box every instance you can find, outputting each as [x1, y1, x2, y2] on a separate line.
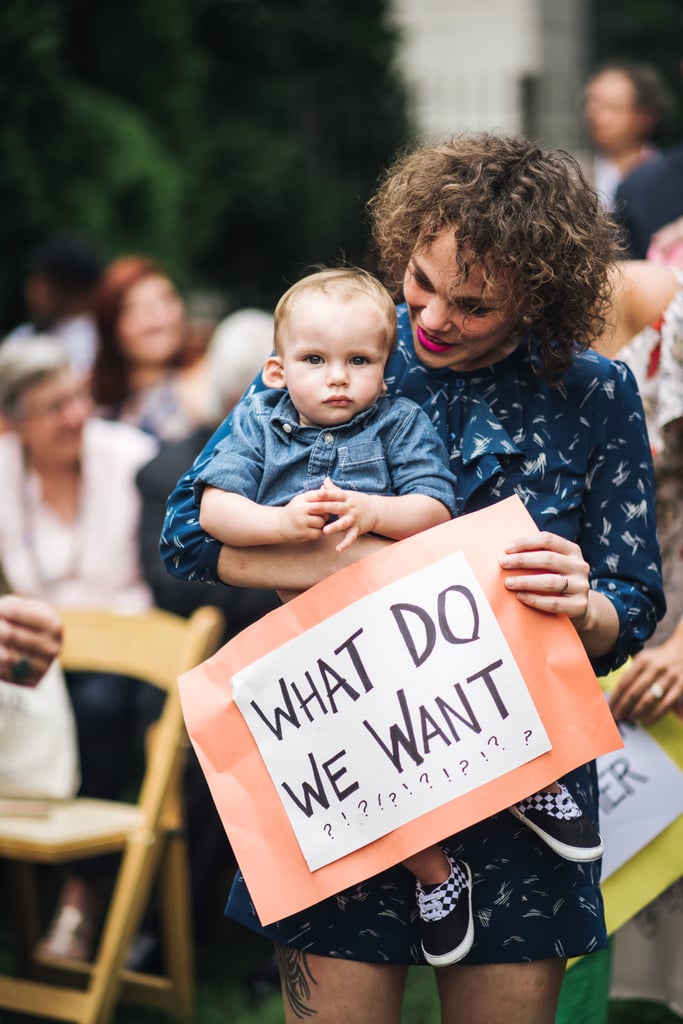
[278, 294, 389, 427]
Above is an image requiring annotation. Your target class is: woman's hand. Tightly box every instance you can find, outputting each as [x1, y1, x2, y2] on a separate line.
[0, 595, 63, 687]
[608, 623, 683, 724]
[499, 532, 619, 658]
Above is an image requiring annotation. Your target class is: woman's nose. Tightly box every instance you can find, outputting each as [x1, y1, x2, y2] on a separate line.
[420, 295, 453, 332]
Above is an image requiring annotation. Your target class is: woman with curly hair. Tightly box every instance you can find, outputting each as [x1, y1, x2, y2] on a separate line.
[160, 133, 664, 1023]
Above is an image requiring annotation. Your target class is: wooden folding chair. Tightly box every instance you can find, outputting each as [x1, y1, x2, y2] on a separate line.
[0, 604, 225, 1024]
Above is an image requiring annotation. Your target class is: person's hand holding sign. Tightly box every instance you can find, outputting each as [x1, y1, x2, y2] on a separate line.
[500, 532, 619, 661]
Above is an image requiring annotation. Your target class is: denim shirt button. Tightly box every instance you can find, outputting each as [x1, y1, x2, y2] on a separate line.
[324, 432, 334, 444]
[283, 422, 293, 433]
[455, 378, 466, 390]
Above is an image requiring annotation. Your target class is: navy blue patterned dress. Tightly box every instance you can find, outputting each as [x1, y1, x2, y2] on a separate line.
[161, 305, 664, 964]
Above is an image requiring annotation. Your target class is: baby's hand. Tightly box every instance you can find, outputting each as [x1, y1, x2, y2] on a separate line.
[278, 492, 328, 543]
[311, 477, 378, 552]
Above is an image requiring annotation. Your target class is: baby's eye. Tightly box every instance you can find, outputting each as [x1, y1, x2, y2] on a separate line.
[349, 356, 369, 365]
[305, 354, 324, 364]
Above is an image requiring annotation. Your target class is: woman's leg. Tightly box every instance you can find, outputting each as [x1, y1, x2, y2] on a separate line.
[435, 958, 567, 1024]
[275, 945, 409, 1024]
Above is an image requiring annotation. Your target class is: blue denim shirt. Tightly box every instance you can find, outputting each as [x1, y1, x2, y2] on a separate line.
[194, 390, 457, 515]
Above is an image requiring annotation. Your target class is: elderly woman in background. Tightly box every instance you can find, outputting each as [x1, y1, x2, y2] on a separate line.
[0, 337, 157, 960]
[596, 259, 683, 1019]
[91, 255, 209, 441]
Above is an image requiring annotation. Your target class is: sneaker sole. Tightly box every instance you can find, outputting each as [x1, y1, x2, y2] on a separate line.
[421, 862, 474, 967]
[508, 806, 604, 862]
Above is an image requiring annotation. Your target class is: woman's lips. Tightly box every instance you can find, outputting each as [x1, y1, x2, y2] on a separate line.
[416, 325, 452, 354]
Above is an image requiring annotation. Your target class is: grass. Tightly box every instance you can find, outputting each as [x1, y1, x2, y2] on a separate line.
[109, 918, 680, 1024]
[1, 889, 679, 1023]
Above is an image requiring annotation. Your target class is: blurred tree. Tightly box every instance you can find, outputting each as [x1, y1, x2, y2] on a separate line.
[185, 0, 411, 308]
[0, 1, 189, 329]
[0, 0, 410, 332]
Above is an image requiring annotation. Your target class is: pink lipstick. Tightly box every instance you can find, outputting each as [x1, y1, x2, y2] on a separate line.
[416, 325, 452, 354]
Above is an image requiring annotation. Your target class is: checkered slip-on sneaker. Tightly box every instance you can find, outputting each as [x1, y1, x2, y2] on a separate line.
[416, 856, 474, 967]
[508, 784, 604, 862]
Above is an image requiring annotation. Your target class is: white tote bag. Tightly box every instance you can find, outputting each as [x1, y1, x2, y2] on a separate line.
[0, 660, 80, 799]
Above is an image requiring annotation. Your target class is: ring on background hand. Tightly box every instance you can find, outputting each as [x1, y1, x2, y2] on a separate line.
[649, 682, 665, 701]
[559, 574, 569, 594]
[11, 655, 31, 683]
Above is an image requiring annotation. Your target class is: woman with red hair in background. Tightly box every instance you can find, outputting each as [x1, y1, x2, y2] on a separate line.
[91, 256, 209, 441]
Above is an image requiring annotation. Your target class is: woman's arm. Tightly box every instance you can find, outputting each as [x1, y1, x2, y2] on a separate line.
[216, 531, 391, 592]
[597, 261, 678, 357]
[500, 359, 664, 670]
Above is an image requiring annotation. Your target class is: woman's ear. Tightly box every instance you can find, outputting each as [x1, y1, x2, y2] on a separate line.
[262, 356, 286, 389]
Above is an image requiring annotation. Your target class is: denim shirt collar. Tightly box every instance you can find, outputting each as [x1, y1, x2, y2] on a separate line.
[268, 390, 385, 443]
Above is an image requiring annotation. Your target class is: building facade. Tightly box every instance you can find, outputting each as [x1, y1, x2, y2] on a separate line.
[391, 0, 591, 158]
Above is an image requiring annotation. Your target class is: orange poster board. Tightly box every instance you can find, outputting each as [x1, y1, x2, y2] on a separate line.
[179, 495, 623, 925]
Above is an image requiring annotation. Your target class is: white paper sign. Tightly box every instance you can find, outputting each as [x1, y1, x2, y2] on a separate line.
[232, 550, 551, 870]
[598, 719, 683, 881]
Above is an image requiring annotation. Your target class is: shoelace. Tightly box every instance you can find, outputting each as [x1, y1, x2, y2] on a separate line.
[417, 865, 467, 921]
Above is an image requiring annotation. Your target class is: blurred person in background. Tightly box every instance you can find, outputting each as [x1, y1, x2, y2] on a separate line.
[647, 214, 683, 268]
[557, 258, 683, 1023]
[615, 144, 683, 259]
[600, 259, 683, 1019]
[613, 55, 683, 258]
[583, 60, 672, 212]
[136, 306, 278, 621]
[6, 234, 104, 375]
[0, 336, 158, 960]
[91, 255, 209, 441]
[134, 308, 280, 952]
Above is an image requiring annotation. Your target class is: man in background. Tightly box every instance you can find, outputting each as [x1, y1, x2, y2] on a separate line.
[7, 234, 103, 373]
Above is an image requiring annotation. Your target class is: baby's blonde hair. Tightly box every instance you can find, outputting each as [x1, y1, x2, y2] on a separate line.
[273, 267, 397, 360]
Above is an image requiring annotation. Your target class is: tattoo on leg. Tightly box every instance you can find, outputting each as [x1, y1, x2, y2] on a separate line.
[275, 944, 318, 1018]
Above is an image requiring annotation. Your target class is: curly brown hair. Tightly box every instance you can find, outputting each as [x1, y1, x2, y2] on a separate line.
[368, 132, 622, 380]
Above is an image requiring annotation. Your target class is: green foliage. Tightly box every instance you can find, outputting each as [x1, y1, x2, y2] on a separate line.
[0, 0, 411, 331]
[185, 0, 412, 307]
